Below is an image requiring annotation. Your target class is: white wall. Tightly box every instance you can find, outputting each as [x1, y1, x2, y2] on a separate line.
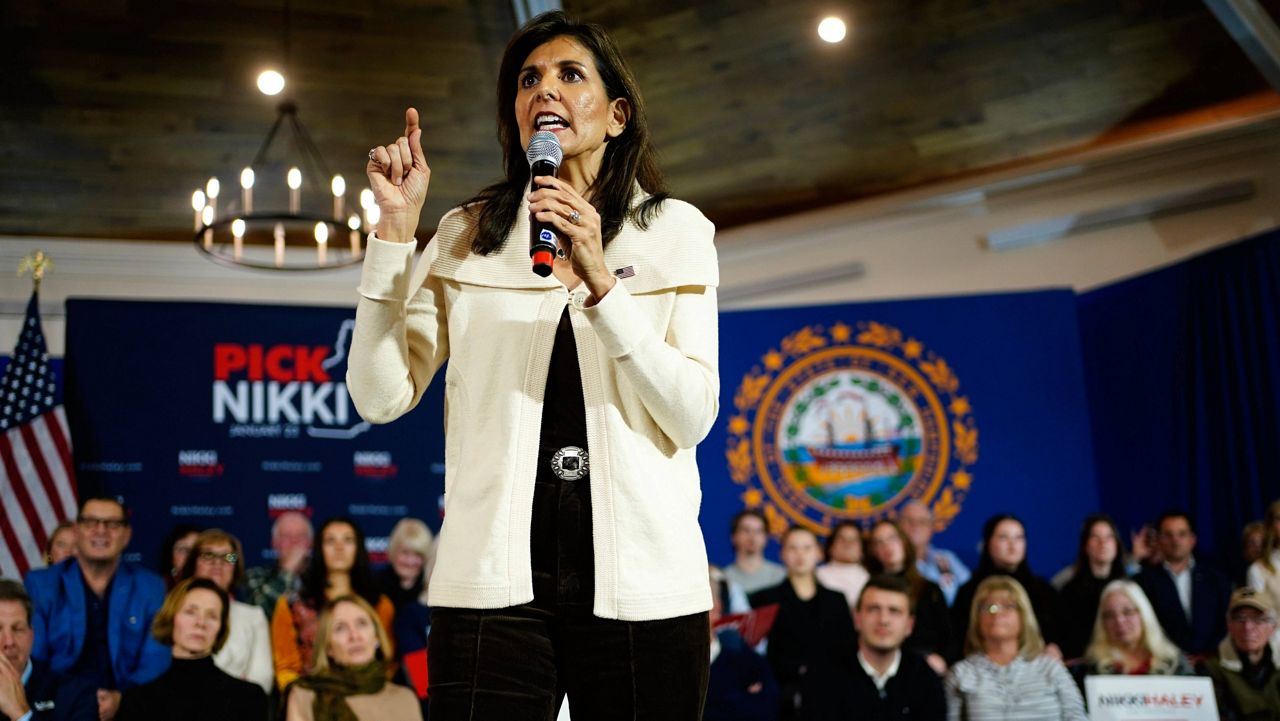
[2, 114, 1278, 355]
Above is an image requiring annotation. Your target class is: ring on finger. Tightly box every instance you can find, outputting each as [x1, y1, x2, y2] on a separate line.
[568, 210, 581, 225]
[368, 149, 378, 162]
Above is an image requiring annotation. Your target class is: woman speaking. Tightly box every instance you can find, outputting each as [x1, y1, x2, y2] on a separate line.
[348, 10, 719, 721]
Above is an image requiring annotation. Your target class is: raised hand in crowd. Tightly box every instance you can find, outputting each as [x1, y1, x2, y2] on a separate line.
[98, 688, 122, 721]
[0, 653, 31, 721]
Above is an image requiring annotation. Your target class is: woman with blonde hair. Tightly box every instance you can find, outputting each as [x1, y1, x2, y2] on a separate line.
[1246, 499, 1280, 608]
[945, 575, 1086, 721]
[1077, 580, 1193, 678]
[284, 595, 421, 721]
[375, 518, 435, 713]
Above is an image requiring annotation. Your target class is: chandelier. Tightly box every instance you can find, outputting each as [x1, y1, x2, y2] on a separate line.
[188, 0, 372, 271]
[189, 100, 373, 271]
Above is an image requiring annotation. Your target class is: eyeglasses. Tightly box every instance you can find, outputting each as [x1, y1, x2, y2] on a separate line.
[983, 602, 1018, 615]
[77, 517, 127, 531]
[197, 551, 238, 566]
[1229, 613, 1276, 626]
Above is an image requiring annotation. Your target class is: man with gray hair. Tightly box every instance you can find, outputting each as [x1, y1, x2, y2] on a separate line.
[237, 511, 313, 619]
[0, 578, 96, 721]
[899, 500, 969, 606]
[1201, 587, 1280, 720]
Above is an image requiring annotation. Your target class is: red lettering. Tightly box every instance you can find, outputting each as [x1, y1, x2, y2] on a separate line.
[265, 345, 293, 382]
[294, 346, 331, 382]
[248, 345, 264, 380]
[213, 344, 246, 380]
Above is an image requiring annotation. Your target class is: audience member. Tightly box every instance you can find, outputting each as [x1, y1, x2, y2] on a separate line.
[1201, 587, 1280, 721]
[1247, 500, 1280, 611]
[115, 579, 266, 721]
[176, 530, 273, 693]
[705, 571, 778, 721]
[0, 579, 95, 721]
[156, 526, 199, 592]
[726, 511, 786, 595]
[900, 501, 970, 607]
[374, 519, 432, 713]
[42, 523, 76, 568]
[945, 575, 1086, 721]
[842, 575, 947, 720]
[1059, 514, 1129, 660]
[283, 596, 421, 721]
[1240, 520, 1266, 586]
[1134, 511, 1231, 657]
[814, 521, 868, 611]
[951, 514, 1064, 659]
[1076, 580, 1193, 680]
[710, 565, 751, 616]
[864, 519, 952, 672]
[25, 497, 169, 721]
[241, 512, 314, 620]
[749, 526, 856, 721]
[272, 518, 394, 690]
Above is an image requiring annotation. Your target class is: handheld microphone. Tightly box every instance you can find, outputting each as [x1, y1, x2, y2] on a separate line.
[527, 130, 563, 277]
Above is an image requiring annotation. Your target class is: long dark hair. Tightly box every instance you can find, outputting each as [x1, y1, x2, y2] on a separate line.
[1070, 513, 1128, 581]
[975, 513, 1033, 580]
[300, 517, 381, 610]
[461, 10, 668, 254]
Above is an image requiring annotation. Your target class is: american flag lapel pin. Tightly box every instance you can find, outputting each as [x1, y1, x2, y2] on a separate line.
[613, 265, 635, 279]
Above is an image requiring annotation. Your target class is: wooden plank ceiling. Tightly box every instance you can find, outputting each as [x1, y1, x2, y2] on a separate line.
[1, 0, 1277, 243]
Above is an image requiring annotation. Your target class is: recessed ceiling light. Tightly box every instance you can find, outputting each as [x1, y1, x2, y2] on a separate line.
[818, 17, 847, 44]
[257, 70, 285, 96]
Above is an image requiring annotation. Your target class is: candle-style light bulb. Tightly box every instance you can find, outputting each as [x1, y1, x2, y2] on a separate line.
[315, 222, 329, 265]
[288, 167, 302, 213]
[287, 167, 302, 190]
[331, 175, 346, 218]
[240, 167, 255, 214]
[192, 190, 206, 212]
[201, 206, 215, 250]
[206, 177, 220, 199]
[231, 218, 246, 260]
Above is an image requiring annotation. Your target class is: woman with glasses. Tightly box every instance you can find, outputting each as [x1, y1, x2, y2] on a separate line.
[177, 529, 274, 693]
[1076, 580, 1192, 680]
[117, 578, 268, 720]
[945, 576, 1087, 721]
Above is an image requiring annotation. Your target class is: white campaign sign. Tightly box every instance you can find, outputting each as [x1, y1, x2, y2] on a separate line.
[1085, 675, 1217, 721]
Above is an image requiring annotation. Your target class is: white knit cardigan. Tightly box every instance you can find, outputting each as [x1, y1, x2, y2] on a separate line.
[347, 192, 718, 621]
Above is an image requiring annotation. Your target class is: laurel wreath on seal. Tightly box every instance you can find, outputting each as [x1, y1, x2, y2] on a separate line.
[726, 321, 979, 536]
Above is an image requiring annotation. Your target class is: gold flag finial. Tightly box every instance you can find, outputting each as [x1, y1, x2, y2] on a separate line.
[17, 251, 53, 291]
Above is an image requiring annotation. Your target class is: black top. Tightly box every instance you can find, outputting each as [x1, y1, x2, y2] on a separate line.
[898, 576, 952, 663]
[70, 570, 115, 690]
[1133, 561, 1232, 656]
[841, 648, 947, 720]
[749, 580, 857, 721]
[1059, 569, 1115, 660]
[116, 656, 267, 721]
[529, 307, 593, 612]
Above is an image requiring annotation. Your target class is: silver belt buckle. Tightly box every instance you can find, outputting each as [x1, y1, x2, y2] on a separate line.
[550, 446, 588, 481]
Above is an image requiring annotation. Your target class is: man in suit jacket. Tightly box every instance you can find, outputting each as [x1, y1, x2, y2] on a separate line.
[842, 574, 947, 720]
[23, 498, 169, 721]
[1134, 511, 1232, 657]
[0, 579, 96, 721]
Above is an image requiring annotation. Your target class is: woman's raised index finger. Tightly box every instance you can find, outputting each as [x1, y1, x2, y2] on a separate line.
[405, 107, 420, 137]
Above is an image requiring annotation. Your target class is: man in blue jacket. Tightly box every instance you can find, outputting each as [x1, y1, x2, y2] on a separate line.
[23, 497, 169, 721]
[0, 579, 95, 721]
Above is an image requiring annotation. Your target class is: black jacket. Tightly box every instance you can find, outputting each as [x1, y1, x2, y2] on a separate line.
[841, 649, 947, 720]
[0, 660, 96, 721]
[750, 580, 857, 721]
[705, 629, 780, 721]
[1133, 561, 1231, 657]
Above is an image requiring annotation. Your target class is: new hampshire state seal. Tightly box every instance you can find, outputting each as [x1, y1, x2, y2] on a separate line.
[726, 321, 979, 535]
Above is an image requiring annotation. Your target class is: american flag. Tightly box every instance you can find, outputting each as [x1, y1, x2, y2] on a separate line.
[0, 292, 76, 578]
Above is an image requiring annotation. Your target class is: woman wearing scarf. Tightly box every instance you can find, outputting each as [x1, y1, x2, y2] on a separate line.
[284, 595, 420, 721]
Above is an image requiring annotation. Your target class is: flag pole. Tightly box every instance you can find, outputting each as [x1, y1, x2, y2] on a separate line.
[17, 250, 53, 292]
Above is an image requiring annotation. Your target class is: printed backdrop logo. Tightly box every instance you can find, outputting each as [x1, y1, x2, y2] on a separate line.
[353, 451, 398, 479]
[177, 449, 223, 477]
[211, 319, 371, 440]
[266, 493, 311, 519]
[727, 321, 979, 534]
